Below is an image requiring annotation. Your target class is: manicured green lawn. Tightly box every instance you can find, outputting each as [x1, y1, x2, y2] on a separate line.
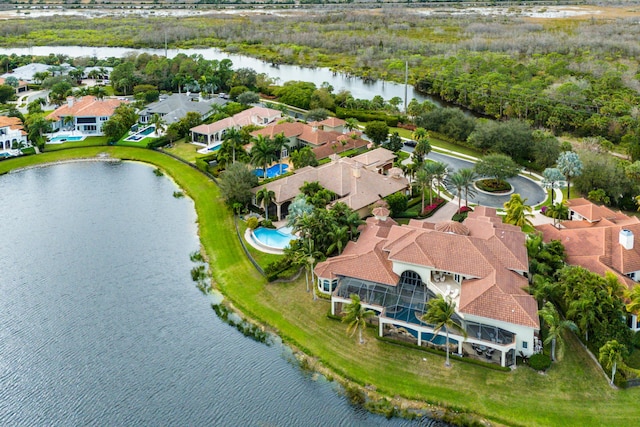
[44, 136, 109, 151]
[3, 147, 640, 426]
[164, 139, 203, 164]
[390, 127, 483, 158]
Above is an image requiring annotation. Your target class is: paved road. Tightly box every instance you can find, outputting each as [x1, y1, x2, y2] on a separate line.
[403, 146, 547, 209]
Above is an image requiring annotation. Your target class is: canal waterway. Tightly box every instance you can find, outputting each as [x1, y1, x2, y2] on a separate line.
[0, 161, 445, 426]
[0, 45, 437, 105]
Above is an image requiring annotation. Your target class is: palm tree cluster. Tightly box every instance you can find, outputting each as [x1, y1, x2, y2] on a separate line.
[283, 199, 363, 299]
[342, 294, 375, 344]
[537, 265, 633, 360]
[249, 133, 289, 178]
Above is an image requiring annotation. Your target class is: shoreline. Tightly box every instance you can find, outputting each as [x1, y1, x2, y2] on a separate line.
[1, 147, 638, 426]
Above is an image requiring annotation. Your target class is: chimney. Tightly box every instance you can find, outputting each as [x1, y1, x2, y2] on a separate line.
[620, 229, 634, 250]
[67, 96, 74, 107]
[352, 161, 361, 178]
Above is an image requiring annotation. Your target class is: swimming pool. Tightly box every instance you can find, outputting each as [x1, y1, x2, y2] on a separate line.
[125, 126, 156, 142]
[208, 144, 221, 152]
[49, 135, 84, 143]
[254, 163, 289, 179]
[252, 226, 298, 250]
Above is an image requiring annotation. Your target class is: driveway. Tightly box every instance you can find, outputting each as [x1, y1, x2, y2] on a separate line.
[403, 146, 547, 209]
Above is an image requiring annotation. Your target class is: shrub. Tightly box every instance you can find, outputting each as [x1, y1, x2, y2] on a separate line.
[529, 353, 552, 371]
[261, 218, 274, 229]
[421, 197, 445, 217]
[475, 178, 511, 193]
[540, 205, 548, 215]
[633, 331, 640, 349]
[246, 217, 259, 230]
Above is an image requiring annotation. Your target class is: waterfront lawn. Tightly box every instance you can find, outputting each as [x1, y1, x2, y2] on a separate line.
[44, 136, 109, 151]
[3, 147, 640, 426]
[163, 139, 202, 164]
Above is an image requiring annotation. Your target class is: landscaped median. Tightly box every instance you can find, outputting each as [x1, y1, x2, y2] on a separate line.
[2, 147, 640, 426]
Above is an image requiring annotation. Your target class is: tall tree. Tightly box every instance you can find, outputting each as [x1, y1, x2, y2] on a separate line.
[556, 151, 583, 199]
[218, 162, 259, 209]
[538, 301, 578, 362]
[255, 187, 275, 217]
[342, 294, 375, 344]
[421, 295, 465, 367]
[503, 193, 533, 228]
[250, 135, 277, 179]
[599, 340, 627, 386]
[431, 161, 448, 199]
[271, 132, 289, 176]
[449, 172, 465, 212]
[625, 285, 640, 315]
[222, 127, 244, 164]
[364, 121, 389, 146]
[458, 168, 477, 208]
[149, 113, 166, 135]
[567, 290, 600, 342]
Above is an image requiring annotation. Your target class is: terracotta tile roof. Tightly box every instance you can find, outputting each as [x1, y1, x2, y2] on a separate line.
[312, 136, 368, 160]
[351, 147, 396, 169]
[567, 197, 627, 222]
[318, 117, 346, 128]
[46, 96, 125, 121]
[536, 199, 640, 290]
[251, 122, 306, 139]
[252, 156, 408, 213]
[316, 208, 538, 329]
[0, 116, 26, 134]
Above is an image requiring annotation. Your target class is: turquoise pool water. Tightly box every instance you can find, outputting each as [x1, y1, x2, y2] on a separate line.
[254, 164, 289, 179]
[49, 135, 83, 143]
[252, 226, 298, 250]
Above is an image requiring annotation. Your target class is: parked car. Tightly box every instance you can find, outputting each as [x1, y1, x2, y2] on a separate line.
[404, 140, 417, 147]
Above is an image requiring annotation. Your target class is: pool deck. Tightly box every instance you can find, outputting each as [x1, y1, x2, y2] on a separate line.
[243, 228, 285, 255]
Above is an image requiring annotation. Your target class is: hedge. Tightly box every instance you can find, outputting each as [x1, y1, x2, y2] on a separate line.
[335, 106, 403, 127]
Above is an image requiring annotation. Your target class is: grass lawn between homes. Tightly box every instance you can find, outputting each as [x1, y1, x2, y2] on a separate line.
[2, 148, 640, 426]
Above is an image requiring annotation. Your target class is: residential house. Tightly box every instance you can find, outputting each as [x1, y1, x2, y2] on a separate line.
[46, 96, 127, 135]
[251, 147, 408, 220]
[536, 198, 640, 330]
[1, 63, 73, 83]
[0, 116, 28, 154]
[138, 93, 224, 126]
[190, 106, 282, 149]
[0, 77, 28, 94]
[315, 206, 540, 367]
[250, 119, 366, 160]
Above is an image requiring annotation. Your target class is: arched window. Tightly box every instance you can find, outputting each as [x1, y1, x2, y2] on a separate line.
[400, 270, 423, 287]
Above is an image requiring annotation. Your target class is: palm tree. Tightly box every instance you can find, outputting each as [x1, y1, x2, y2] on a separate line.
[421, 295, 465, 367]
[222, 127, 244, 164]
[503, 193, 534, 228]
[448, 172, 465, 212]
[538, 301, 578, 362]
[432, 161, 448, 199]
[567, 290, 599, 342]
[421, 162, 438, 206]
[415, 168, 431, 213]
[327, 224, 349, 255]
[271, 132, 289, 176]
[342, 294, 375, 344]
[150, 114, 166, 136]
[625, 284, 640, 315]
[250, 135, 277, 179]
[412, 138, 432, 164]
[62, 115, 75, 132]
[547, 202, 569, 228]
[556, 151, 583, 200]
[599, 340, 627, 386]
[344, 118, 358, 133]
[411, 127, 429, 143]
[255, 188, 275, 217]
[459, 168, 477, 208]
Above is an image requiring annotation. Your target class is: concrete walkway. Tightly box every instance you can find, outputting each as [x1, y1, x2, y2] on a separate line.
[424, 200, 460, 223]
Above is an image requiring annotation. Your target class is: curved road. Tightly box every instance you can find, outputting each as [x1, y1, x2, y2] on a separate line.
[404, 147, 547, 209]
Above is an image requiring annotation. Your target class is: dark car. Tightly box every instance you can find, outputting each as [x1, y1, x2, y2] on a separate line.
[404, 140, 417, 147]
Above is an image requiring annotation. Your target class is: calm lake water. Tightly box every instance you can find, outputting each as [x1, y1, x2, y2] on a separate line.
[0, 161, 442, 426]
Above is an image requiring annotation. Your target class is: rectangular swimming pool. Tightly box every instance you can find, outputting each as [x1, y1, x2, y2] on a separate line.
[49, 135, 84, 143]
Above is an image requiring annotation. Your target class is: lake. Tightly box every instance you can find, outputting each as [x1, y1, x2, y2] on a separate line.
[0, 45, 437, 105]
[0, 160, 442, 426]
